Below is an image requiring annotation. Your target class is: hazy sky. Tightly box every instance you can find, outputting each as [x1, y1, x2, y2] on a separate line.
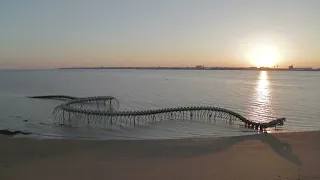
[0, 0, 319, 69]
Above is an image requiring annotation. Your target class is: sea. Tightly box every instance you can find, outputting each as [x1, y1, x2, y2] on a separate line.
[0, 69, 319, 140]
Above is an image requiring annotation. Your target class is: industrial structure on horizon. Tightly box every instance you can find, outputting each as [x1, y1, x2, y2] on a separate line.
[288, 65, 313, 71]
[60, 65, 320, 71]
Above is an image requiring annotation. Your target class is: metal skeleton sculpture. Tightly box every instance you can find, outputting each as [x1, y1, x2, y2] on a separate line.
[30, 95, 286, 130]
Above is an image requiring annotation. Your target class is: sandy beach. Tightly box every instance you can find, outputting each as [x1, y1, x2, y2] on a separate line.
[1, 132, 320, 180]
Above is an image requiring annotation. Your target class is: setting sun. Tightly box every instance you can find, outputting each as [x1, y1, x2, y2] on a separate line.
[247, 45, 281, 67]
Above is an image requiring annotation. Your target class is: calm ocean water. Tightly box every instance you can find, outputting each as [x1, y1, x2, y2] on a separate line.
[0, 69, 319, 139]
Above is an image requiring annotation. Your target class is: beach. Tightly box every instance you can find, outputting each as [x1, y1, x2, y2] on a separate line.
[1, 131, 320, 180]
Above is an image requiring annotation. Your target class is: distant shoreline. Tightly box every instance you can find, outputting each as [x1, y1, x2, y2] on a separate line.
[58, 67, 320, 71]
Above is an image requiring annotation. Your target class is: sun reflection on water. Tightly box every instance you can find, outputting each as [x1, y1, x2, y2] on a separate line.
[247, 71, 274, 123]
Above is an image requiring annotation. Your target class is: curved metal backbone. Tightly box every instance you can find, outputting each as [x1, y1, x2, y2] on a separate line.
[30, 95, 286, 130]
[29, 95, 78, 101]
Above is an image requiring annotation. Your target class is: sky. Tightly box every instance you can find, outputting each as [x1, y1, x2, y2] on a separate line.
[0, 0, 319, 69]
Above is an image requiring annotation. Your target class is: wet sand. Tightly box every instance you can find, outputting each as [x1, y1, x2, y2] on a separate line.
[1, 132, 320, 180]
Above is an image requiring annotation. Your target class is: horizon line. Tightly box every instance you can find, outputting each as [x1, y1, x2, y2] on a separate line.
[1, 65, 320, 70]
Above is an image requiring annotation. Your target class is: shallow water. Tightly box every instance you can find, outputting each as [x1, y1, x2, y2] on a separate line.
[0, 69, 319, 139]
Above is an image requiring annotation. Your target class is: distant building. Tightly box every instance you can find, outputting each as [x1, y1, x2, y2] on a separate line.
[289, 65, 294, 70]
[260, 67, 270, 70]
[293, 68, 313, 71]
[289, 65, 313, 71]
[195, 65, 205, 69]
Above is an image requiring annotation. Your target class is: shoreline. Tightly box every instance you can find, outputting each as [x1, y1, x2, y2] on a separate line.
[1, 131, 320, 180]
[0, 127, 317, 141]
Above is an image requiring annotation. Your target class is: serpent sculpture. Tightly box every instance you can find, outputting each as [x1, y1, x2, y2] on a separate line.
[30, 95, 286, 130]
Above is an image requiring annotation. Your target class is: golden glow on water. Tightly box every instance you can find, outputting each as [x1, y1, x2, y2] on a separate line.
[256, 71, 269, 105]
[247, 71, 274, 123]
